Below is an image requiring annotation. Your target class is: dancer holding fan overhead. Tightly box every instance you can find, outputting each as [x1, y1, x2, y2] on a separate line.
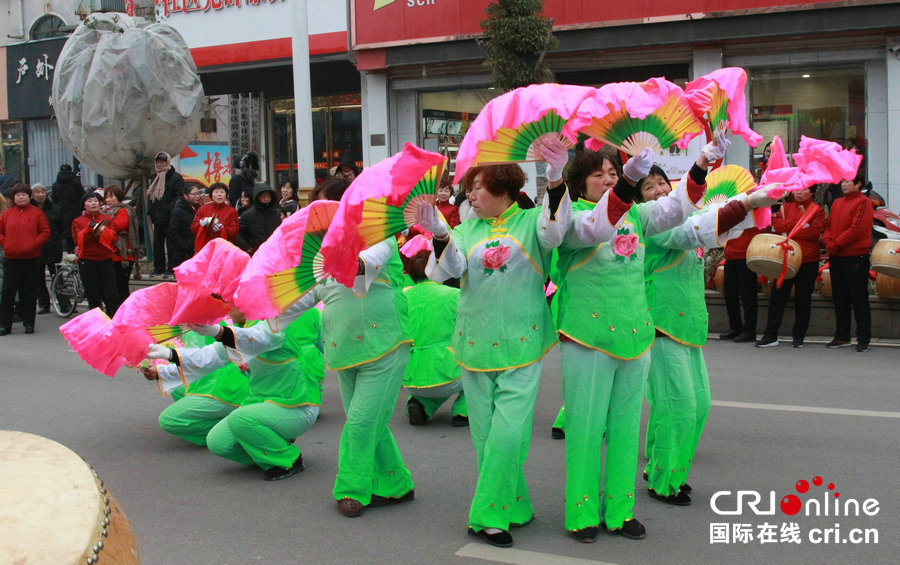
[554, 127, 726, 543]
[417, 136, 571, 549]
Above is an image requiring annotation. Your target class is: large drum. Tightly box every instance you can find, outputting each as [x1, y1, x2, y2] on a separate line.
[817, 268, 832, 297]
[875, 272, 900, 299]
[714, 264, 725, 292]
[746, 233, 802, 280]
[0, 430, 140, 564]
[871, 239, 900, 278]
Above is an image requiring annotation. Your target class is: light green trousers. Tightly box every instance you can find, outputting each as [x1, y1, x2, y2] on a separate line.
[333, 346, 414, 505]
[407, 380, 467, 419]
[643, 337, 711, 496]
[159, 394, 237, 446]
[561, 341, 649, 531]
[553, 405, 566, 430]
[462, 361, 542, 532]
[206, 402, 318, 470]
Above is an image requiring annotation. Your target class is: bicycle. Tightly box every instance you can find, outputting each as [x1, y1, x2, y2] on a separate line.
[50, 253, 85, 318]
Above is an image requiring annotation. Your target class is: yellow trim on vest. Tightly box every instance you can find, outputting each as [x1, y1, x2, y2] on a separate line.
[184, 392, 243, 407]
[654, 329, 705, 349]
[405, 376, 462, 389]
[652, 250, 687, 274]
[263, 399, 321, 408]
[449, 340, 557, 372]
[557, 330, 651, 361]
[326, 339, 412, 371]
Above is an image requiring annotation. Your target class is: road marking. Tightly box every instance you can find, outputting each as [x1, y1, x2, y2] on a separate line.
[455, 543, 619, 565]
[712, 400, 900, 419]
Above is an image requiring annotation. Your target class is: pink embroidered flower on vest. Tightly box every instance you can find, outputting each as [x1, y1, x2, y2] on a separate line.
[482, 241, 511, 275]
[612, 230, 638, 262]
[695, 248, 704, 259]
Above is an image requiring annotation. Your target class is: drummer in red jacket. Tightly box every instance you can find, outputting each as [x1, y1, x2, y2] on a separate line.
[0, 184, 50, 335]
[756, 187, 826, 348]
[191, 182, 239, 254]
[72, 191, 120, 315]
[822, 171, 875, 351]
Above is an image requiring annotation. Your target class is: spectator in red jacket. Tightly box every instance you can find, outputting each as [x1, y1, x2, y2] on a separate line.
[0, 184, 50, 335]
[191, 182, 239, 254]
[435, 181, 460, 229]
[822, 171, 875, 351]
[720, 226, 762, 342]
[756, 187, 826, 348]
[72, 191, 120, 316]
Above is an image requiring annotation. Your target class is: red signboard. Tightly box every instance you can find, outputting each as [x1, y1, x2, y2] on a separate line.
[351, 0, 870, 50]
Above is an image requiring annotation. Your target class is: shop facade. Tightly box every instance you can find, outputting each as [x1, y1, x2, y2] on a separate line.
[350, 1, 900, 207]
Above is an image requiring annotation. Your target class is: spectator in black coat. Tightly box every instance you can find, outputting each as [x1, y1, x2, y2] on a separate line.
[167, 184, 201, 269]
[147, 152, 185, 276]
[238, 182, 281, 255]
[228, 151, 260, 206]
[30, 184, 63, 314]
[51, 164, 84, 252]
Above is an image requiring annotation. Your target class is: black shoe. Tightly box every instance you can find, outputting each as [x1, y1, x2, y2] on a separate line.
[468, 526, 513, 548]
[509, 516, 533, 528]
[263, 455, 304, 481]
[792, 338, 805, 348]
[642, 472, 691, 494]
[608, 518, 646, 540]
[648, 488, 692, 506]
[755, 336, 778, 348]
[451, 414, 469, 427]
[37, 306, 50, 315]
[0, 328, 10, 336]
[163, 270, 174, 278]
[733, 332, 756, 343]
[855, 343, 870, 352]
[551, 427, 565, 440]
[24, 326, 34, 334]
[718, 328, 740, 340]
[826, 339, 851, 349]
[368, 489, 414, 507]
[407, 398, 427, 426]
[570, 525, 600, 543]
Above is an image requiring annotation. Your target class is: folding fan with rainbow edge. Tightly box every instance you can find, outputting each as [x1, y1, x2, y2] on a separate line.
[684, 67, 763, 148]
[703, 165, 756, 206]
[320, 143, 448, 288]
[234, 200, 339, 320]
[562, 78, 703, 156]
[454, 83, 597, 182]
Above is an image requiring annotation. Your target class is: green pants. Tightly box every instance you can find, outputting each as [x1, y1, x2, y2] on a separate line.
[553, 405, 566, 430]
[561, 342, 649, 531]
[159, 394, 237, 446]
[206, 402, 319, 470]
[643, 337, 711, 496]
[407, 380, 466, 419]
[333, 346, 414, 505]
[462, 361, 542, 532]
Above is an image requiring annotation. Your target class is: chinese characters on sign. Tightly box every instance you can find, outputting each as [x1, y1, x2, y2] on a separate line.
[203, 152, 230, 184]
[155, 0, 284, 17]
[15, 54, 55, 85]
[710, 522, 803, 544]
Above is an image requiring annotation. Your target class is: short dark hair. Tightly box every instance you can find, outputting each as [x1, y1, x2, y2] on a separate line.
[566, 147, 621, 201]
[60, 164, 72, 173]
[633, 165, 670, 203]
[400, 249, 431, 282]
[851, 168, 866, 186]
[10, 183, 32, 198]
[208, 182, 228, 194]
[462, 164, 526, 202]
[104, 184, 126, 202]
[314, 176, 351, 202]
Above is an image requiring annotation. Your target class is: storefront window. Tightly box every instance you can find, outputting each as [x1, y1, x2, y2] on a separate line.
[419, 89, 496, 178]
[1, 121, 25, 184]
[750, 66, 866, 179]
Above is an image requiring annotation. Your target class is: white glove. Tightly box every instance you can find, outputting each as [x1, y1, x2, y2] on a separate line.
[212, 223, 222, 233]
[146, 344, 172, 360]
[186, 323, 222, 338]
[748, 187, 783, 209]
[539, 136, 570, 183]
[199, 217, 211, 227]
[623, 148, 654, 182]
[416, 203, 449, 239]
[701, 129, 731, 162]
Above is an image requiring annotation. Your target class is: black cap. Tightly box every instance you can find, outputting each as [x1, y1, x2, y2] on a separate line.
[155, 152, 168, 161]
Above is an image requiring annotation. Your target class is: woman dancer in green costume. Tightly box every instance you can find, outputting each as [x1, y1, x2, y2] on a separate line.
[417, 137, 571, 548]
[554, 133, 727, 543]
[637, 166, 780, 505]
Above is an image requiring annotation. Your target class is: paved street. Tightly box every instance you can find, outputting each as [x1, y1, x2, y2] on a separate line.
[1, 314, 898, 564]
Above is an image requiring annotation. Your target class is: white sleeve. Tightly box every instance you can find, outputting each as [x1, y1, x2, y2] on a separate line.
[158, 343, 230, 393]
[570, 190, 629, 247]
[426, 236, 466, 282]
[230, 322, 285, 358]
[536, 187, 572, 249]
[267, 291, 318, 332]
[651, 194, 755, 250]
[352, 239, 394, 296]
[639, 173, 705, 237]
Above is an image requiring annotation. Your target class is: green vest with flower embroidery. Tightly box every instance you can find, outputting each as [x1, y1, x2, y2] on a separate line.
[449, 203, 558, 371]
[643, 231, 708, 347]
[555, 200, 655, 360]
